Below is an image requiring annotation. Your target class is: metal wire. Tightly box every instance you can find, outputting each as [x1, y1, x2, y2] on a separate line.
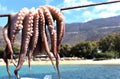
[60, 0, 120, 11]
[0, 14, 10, 17]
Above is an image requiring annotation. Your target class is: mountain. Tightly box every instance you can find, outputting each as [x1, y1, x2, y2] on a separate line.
[63, 15, 120, 44]
[0, 15, 120, 47]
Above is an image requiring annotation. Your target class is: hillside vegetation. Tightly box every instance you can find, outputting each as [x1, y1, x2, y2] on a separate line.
[60, 33, 120, 59]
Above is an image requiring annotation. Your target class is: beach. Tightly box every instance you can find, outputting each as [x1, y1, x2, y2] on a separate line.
[0, 58, 120, 66]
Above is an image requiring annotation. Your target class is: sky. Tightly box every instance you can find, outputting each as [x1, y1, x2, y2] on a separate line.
[0, 0, 120, 27]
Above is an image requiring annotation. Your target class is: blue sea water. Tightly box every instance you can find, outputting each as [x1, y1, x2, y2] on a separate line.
[0, 65, 120, 79]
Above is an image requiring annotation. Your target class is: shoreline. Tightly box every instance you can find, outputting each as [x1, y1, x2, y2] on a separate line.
[0, 58, 120, 66]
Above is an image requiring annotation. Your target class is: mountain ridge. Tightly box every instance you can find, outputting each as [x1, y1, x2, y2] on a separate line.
[63, 15, 120, 44]
[0, 15, 120, 46]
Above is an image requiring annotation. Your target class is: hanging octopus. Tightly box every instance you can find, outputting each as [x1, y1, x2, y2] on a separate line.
[2, 5, 65, 79]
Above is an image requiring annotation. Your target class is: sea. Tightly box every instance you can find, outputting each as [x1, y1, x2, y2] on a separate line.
[0, 65, 120, 79]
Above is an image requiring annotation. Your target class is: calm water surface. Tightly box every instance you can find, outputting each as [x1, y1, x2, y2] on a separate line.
[0, 65, 120, 79]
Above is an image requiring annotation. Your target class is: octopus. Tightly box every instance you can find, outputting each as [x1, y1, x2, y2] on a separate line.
[2, 5, 65, 79]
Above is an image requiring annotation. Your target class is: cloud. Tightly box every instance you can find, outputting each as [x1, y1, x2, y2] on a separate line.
[58, 0, 94, 13]
[94, 2, 120, 17]
[0, 3, 16, 14]
[63, 0, 94, 7]
[83, 11, 91, 16]
[81, 1, 120, 22]
[0, 4, 7, 12]
[45, 0, 53, 5]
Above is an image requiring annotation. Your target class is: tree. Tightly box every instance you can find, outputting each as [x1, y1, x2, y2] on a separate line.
[60, 44, 72, 57]
[98, 34, 115, 52]
[71, 41, 98, 59]
[113, 33, 120, 57]
[94, 51, 119, 59]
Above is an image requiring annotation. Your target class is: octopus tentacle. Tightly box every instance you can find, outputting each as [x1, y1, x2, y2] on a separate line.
[45, 5, 65, 79]
[3, 47, 11, 79]
[41, 6, 56, 57]
[3, 24, 13, 56]
[41, 6, 58, 71]
[2, 19, 14, 79]
[38, 7, 56, 69]
[7, 8, 29, 62]
[14, 8, 34, 78]
[2, 8, 29, 78]
[28, 10, 39, 68]
[3, 8, 29, 64]
[10, 8, 29, 44]
[3, 15, 13, 64]
[3, 23, 15, 65]
[46, 5, 65, 52]
[3, 21, 17, 67]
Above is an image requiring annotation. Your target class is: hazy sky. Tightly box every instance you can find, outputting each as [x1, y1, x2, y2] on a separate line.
[0, 0, 120, 26]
